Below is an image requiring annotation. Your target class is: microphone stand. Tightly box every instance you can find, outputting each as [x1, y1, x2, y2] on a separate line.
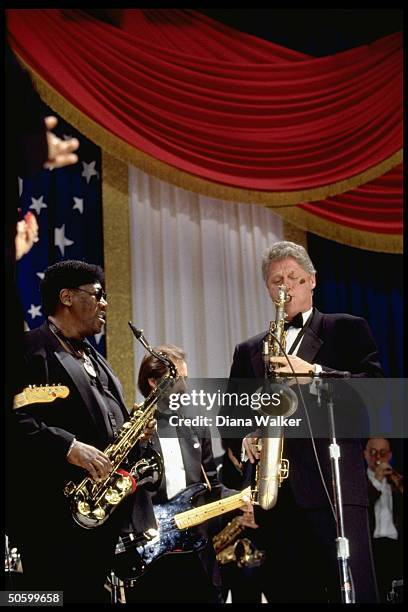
[315, 377, 355, 604]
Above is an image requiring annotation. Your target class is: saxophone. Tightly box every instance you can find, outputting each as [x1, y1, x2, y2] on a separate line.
[213, 517, 265, 568]
[252, 285, 298, 510]
[64, 325, 177, 529]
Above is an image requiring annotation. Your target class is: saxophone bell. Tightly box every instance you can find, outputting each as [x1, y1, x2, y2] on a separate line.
[213, 516, 266, 569]
[235, 538, 266, 568]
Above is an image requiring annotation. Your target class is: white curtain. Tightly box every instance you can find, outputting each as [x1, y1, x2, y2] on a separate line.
[129, 166, 284, 384]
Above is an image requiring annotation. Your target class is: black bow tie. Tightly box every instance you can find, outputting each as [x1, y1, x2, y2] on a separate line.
[284, 312, 304, 330]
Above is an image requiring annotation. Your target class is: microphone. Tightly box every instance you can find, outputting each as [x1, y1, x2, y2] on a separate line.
[315, 370, 351, 379]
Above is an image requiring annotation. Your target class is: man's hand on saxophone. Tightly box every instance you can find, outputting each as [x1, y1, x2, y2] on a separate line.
[269, 354, 315, 384]
[242, 433, 261, 464]
[238, 503, 259, 529]
[67, 440, 112, 481]
[139, 415, 157, 443]
[66, 415, 157, 481]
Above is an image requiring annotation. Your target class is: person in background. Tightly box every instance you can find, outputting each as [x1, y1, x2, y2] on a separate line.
[5, 42, 79, 411]
[124, 344, 253, 603]
[364, 438, 403, 602]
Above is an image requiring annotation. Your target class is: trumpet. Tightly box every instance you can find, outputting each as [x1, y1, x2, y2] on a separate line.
[375, 461, 403, 493]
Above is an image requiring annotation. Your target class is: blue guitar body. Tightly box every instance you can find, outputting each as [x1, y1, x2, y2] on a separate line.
[113, 482, 208, 583]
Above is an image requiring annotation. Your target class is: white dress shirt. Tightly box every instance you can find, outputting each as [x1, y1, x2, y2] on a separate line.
[159, 436, 187, 499]
[367, 467, 398, 540]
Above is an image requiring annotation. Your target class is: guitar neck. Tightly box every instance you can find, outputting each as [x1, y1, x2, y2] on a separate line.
[13, 385, 69, 409]
[174, 487, 251, 530]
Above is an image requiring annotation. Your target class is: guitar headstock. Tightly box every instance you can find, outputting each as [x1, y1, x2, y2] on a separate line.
[13, 385, 70, 409]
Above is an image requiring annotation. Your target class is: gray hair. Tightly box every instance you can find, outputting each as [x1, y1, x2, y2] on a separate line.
[261, 241, 316, 283]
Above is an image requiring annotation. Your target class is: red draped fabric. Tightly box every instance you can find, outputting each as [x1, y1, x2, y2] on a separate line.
[300, 164, 402, 234]
[7, 9, 403, 249]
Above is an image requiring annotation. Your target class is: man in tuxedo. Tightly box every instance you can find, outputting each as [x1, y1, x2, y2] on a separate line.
[124, 345, 254, 603]
[364, 438, 403, 602]
[7, 260, 156, 603]
[225, 241, 383, 603]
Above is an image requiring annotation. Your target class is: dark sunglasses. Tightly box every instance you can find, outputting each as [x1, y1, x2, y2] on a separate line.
[73, 287, 107, 302]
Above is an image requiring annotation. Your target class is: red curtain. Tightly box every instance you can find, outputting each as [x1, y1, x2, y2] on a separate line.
[7, 9, 402, 247]
[300, 163, 402, 233]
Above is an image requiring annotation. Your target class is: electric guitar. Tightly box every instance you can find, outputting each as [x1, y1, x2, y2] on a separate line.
[113, 482, 251, 584]
[13, 385, 70, 409]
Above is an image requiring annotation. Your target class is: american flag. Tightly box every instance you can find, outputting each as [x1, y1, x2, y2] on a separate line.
[16, 108, 106, 356]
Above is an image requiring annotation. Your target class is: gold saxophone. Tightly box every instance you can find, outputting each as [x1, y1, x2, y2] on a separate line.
[252, 285, 298, 510]
[213, 517, 265, 568]
[64, 325, 178, 529]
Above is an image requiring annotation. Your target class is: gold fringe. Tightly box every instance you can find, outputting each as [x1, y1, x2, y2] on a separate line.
[22, 58, 402, 207]
[274, 206, 402, 254]
[282, 222, 307, 250]
[102, 153, 135, 407]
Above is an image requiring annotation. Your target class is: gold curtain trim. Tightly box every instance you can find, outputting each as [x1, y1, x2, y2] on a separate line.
[274, 206, 403, 254]
[23, 59, 402, 207]
[282, 222, 308, 250]
[102, 152, 135, 407]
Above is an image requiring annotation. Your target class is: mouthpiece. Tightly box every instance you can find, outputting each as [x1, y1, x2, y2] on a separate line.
[128, 321, 143, 339]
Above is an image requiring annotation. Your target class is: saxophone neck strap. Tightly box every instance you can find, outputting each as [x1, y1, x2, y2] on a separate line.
[287, 310, 313, 355]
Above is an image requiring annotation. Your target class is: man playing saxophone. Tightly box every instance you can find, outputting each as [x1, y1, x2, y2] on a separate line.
[6, 260, 157, 603]
[224, 241, 383, 603]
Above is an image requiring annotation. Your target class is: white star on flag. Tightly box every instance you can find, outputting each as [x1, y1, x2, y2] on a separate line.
[36, 272, 45, 280]
[82, 161, 99, 184]
[73, 197, 84, 214]
[18, 177, 23, 197]
[29, 196, 48, 215]
[94, 330, 105, 345]
[55, 225, 74, 256]
[28, 304, 42, 319]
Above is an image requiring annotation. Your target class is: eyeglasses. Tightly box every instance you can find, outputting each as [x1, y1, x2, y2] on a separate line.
[367, 448, 390, 458]
[73, 287, 107, 302]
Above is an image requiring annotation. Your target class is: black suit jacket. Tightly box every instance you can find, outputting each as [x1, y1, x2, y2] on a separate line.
[145, 420, 228, 598]
[8, 322, 154, 535]
[151, 419, 231, 505]
[227, 309, 384, 508]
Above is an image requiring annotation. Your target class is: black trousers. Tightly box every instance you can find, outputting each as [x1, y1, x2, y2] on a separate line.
[372, 537, 403, 603]
[255, 483, 379, 603]
[125, 549, 222, 604]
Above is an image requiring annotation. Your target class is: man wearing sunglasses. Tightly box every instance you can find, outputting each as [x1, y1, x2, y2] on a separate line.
[7, 260, 156, 603]
[364, 438, 403, 602]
